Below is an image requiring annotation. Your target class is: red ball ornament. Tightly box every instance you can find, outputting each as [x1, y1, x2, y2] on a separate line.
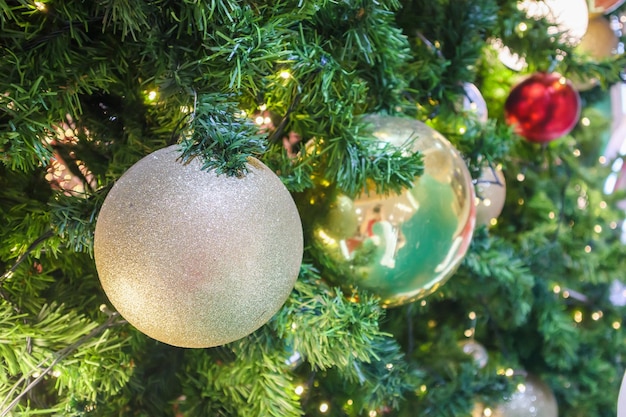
[504, 72, 581, 143]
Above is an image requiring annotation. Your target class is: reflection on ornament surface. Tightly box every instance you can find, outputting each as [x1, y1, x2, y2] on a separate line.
[311, 115, 475, 307]
[587, 0, 626, 16]
[505, 72, 581, 143]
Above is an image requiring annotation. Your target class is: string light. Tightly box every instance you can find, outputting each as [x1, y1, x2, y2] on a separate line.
[613, 321, 621, 330]
[483, 407, 493, 417]
[562, 290, 570, 298]
[584, 245, 592, 253]
[518, 198, 524, 205]
[610, 222, 618, 229]
[369, 410, 378, 417]
[553, 285, 561, 294]
[548, 211, 556, 219]
[420, 385, 428, 393]
[573, 149, 581, 157]
[594, 225, 602, 233]
[516, 173, 525, 182]
[319, 402, 329, 413]
[34, 1, 46, 11]
[600, 201, 608, 209]
[517, 22, 528, 32]
[591, 311, 603, 321]
[574, 311, 583, 323]
[420, 300, 427, 307]
[468, 311, 477, 320]
[599, 156, 607, 164]
[279, 70, 291, 79]
[147, 91, 158, 101]
[294, 385, 304, 396]
[464, 329, 474, 337]
[489, 218, 498, 226]
[459, 126, 467, 134]
[505, 368, 514, 377]
[581, 117, 591, 126]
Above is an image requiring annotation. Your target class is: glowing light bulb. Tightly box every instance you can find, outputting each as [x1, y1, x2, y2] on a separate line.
[319, 402, 329, 413]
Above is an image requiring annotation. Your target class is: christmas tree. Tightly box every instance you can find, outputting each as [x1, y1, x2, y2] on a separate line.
[1, 0, 626, 416]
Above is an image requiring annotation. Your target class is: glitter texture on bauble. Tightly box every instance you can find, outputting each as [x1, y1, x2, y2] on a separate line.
[94, 146, 303, 348]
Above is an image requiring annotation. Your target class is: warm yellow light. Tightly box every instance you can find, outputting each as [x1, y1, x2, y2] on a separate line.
[279, 71, 291, 79]
[613, 321, 621, 330]
[574, 311, 583, 323]
[594, 225, 602, 233]
[591, 311, 602, 321]
[255, 116, 265, 125]
[369, 411, 378, 417]
[518, 22, 528, 32]
[459, 127, 467, 134]
[573, 149, 581, 157]
[599, 156, 607, 164]
[584, 245, 592, 253]
[548, 211, 556, 219]
[464, 329, 474, 337]
[295, 385, 304, 395]
[34, 1, 46, 11]
[147, 91, 158, 101]
[319, 403, 329, 413]
[553, 285, 561, 294]
[469, 311, 477, 320]
[505, 368, 514, 377]
[600, 201, 608, 209]
[581, 117, 591, 126]
[516, 173, 525, 182]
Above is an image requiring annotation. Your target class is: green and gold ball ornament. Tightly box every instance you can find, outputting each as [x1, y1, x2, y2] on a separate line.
[310, 115, 476, 307]
[94, 146, 303, 348]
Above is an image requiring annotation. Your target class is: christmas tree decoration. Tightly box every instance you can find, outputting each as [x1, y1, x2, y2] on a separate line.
[462, 83, 489, 123]
[94, 146, 303, 348]
[311, 115, 475, 307]
[493, 374, 558, 417]
[587, 0, 626, 17]
[458, 339, 489, 368]
[518, 0, 589, 46]
[505, 72, 581, 143]
[577, 16, 620, 61]
[475, 165, 506, 227]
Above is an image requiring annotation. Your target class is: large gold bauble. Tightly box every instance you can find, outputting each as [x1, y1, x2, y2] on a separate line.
[311, 115, 475, 307]
[577, 17, 619, 60]
[94, 146, 303, 348]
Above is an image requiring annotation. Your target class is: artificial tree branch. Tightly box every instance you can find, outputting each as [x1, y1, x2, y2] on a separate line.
[0, 313, 127, 417]
[0, 230, 55, 285]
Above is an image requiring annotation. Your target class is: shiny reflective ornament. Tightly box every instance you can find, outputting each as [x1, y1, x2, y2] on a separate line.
[458, 339, 489, 368]
[95, 146, 303, 348]
[518, 0, 589, 46]
[505, 73, 581, 143]
[311, 115, 476, 307]
[475, 165, 506, 227]
[493, 374, 558, 417]
[587, 0, 626, 16]
[462, 83, 489, 123]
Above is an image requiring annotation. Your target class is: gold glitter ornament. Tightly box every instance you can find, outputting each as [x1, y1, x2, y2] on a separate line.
[309, 115, 476, 307]
[94, 146, 303, 348]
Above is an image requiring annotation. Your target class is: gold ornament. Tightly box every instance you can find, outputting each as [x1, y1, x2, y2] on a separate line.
[577, 16, 619, 60]
[493, 374, 558, 417]
[475, 165, 506, 227]
[94, 146, 303, 348]
[310, 115, 476, 307]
